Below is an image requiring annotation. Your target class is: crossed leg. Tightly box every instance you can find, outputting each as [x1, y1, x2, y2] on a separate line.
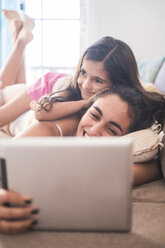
[0, 10, 34, 88]
[0, 11, 35, 128]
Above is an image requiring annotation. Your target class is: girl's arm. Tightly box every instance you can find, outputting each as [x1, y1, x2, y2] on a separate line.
[34, 99, 89, 121]
[0, 189, 38, 234]
[133, 159, 163, 186]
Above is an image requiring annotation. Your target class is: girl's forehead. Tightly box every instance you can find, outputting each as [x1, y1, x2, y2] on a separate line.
[81, 59, 107, 75]
[82, 58, 103, 66]
[95, 94, 118, 104]
[94, 94, 128, 113]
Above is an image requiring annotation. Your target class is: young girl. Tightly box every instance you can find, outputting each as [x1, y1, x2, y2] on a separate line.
[1, 10, 163, 137]
[0, 85, 164, 235]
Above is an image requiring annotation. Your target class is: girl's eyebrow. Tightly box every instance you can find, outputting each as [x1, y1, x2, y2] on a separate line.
[93, 106, 123, 132]
[94, 76, 107, 82]
[109, 121, 123, 132]
[93, 106, 102, 116]
[81, 66, 106, 82]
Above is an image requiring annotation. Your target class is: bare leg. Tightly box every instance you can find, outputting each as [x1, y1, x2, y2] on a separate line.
[2, 10, 22, 43]
[0, 10, 23, 87]
[15, 14, 35, 84]
[2, 10, 26, 85]
[0, 13, 36, 131]
[0, 10, 34, 88]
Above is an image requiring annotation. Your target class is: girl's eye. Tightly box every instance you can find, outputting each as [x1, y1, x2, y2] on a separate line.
[95, 78, 103, 84]
[80, 69, 86, 76]
[107, 127, 118, 136]
[90, 112, 100, 120]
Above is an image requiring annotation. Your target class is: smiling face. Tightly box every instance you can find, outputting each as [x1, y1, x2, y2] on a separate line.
[77, 59, 112, 99]
[76, 94, 131, 137]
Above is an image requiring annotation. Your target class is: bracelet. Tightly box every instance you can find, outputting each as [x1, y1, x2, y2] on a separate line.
[30, 95, 53, 112]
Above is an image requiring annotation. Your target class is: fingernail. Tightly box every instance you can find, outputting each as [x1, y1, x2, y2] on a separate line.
[31, 220, 38, 226]
[4, 202, 10, 207]
[29, 220, 38, 230]
[25, 199, 32, 205]
[31, 209, 39, 215]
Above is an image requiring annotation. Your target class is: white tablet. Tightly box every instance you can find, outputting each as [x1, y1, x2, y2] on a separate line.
[0, 137, 132, 231]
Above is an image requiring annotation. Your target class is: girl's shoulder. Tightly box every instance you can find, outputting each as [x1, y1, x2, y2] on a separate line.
[44, 71, 67, 84]
[27, 72, 70, 101]
[55, 113, 80, 137]
[52, 74, 73, 93]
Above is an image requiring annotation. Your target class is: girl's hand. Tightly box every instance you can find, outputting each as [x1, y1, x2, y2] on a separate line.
[0, 189, 39, 234]
[34, 98, 91, 122]
[80, 99, 91, 110]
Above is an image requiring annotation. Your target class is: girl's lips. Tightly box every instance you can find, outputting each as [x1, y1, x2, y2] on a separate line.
[83, 129, 90, 137]
[81, 89, 93, 97]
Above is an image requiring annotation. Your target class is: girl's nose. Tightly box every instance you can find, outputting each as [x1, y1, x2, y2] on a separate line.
[90, 123, 102, 136]
[82, 78, 92, 90]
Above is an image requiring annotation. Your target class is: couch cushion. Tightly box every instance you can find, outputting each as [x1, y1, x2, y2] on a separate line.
[121, 128, 163, 163]
[155, 60, 165, 93]
[133, 179, 165, 203]
[138, 56, 165, 83]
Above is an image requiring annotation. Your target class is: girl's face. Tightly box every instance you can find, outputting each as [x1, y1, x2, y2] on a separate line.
[76, 94, 131, 137]
[77, 59, 112, 99]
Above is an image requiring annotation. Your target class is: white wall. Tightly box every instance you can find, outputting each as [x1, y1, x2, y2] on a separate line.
[81, 0, 165, 60]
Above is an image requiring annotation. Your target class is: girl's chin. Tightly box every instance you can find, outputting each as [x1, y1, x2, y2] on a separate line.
[81, 90, 93, 100]
[76, 129, 83, 137]
[81, 94, 89, 100]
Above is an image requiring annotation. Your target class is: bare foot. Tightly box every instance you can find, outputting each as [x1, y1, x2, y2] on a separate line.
[2, 9, 23, 42]
[24, 14, 35, 31]
[16, 14, 35, 46]
[2, 9, 20, 21]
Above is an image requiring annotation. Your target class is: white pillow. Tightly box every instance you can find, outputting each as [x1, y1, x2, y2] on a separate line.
[120, 128, 164, 163]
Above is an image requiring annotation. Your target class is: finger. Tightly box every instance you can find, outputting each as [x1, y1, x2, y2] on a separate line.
[0, 189, 31, 206]
[0, 205, 39, 219]
[0, 218, 38, 234]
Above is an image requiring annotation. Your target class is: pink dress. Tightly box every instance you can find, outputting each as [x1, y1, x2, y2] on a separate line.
[27, 72, 66, 101]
